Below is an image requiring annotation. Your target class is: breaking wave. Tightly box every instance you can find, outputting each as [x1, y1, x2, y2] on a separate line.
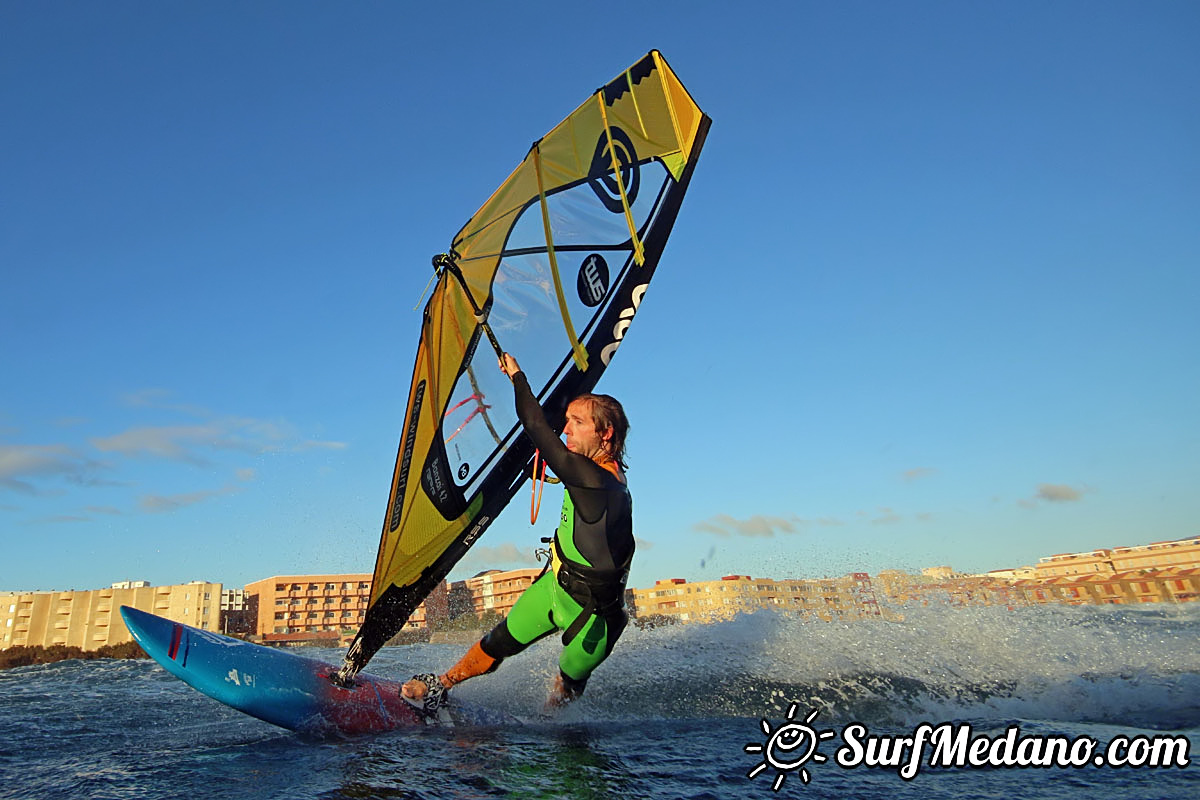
[424, 601, 1200, 731]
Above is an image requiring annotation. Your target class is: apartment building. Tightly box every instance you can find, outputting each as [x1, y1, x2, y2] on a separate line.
[450, 568, 544, 619]
[1015, 567, 1200, 606]
[1035, 549, 1116, 578]
[876, 570, 1029, 608]
[1, 580, 221, 651]
[217, 588, 255, 635]
[1110, 537, 1200, 572]
[875, 562, 1200, 609]
[243, 573, 457, 644]
[221, 588, 246, 611]
[1034, 536, 1200, 578]
[408, 580, 449, 631]
[244, 573, 372, 644]
[631, 573, 880, 623]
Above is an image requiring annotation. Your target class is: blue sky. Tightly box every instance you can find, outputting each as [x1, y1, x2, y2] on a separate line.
[2, 1, 1197, 593]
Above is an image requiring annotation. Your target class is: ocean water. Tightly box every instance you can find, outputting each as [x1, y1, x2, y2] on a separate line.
[1, 602, 1196, 799]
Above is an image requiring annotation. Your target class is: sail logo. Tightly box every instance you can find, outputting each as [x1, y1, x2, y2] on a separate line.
[588, 127, 640, 214]
[577, 254, 609, 307]
[600, 283, 648, 366]
[390, 380, 425, 532]
[463, 515, 491, 547]
[424, 457, 449, 506]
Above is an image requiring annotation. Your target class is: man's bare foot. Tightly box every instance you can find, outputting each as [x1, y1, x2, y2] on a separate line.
[542, 673, 582, 713]
[401, 677, 429, 700]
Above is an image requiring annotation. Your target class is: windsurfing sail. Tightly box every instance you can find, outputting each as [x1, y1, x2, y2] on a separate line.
[337, 50, 710, 681]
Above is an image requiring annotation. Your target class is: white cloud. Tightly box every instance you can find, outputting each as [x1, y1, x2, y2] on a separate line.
[84, 505, 122, 515]
[901, 467, 937, 483]
[7, 390, 348, 506]
[692, 513, 806, 538]
[139, 487, 238, 513]
[871, 510, 904, 525]
[1037, 483, 1083, 502]
[0, 444, 94, 494]
[456, 542, 541, 569]
[294, 439, 348, 452]
[90, 418, 346, 464]
[120, 388, 208, 417]
[91, 424, 225, 463]
[1020, 483, 1088, 507]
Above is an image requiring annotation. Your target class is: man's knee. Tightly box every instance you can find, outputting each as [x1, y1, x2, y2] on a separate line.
[480, 620, 525, 659]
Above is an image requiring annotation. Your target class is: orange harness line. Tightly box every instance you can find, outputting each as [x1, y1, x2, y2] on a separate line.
[530, 449, 547, 524]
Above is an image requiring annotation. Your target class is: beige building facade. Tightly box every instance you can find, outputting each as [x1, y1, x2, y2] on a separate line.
[452, 568, 544, 619]
[1, 581, 221, 651]
[1109, 537, 1200, 572]
[1034, 536, 1200, 578]
[631, 573, 881, 623]
[244, 574, 373, 644]
[1015, 567, 1200, 606]
[243, 573, 457, 644]
[875, 564, 1200, 610]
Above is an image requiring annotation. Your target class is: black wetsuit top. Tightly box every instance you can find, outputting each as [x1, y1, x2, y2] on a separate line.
[513, 372, 634, 574]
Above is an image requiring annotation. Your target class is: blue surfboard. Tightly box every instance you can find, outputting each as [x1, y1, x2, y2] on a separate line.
[120, 606, 512, 733]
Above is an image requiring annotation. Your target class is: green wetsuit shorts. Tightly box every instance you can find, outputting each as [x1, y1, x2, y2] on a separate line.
[481, 571, 628, 685]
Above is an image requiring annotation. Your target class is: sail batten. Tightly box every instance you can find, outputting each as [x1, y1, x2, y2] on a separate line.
[338, 50, 710, 680]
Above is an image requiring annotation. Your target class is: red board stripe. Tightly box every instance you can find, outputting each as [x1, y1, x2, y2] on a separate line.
[168, 624, 183, 660]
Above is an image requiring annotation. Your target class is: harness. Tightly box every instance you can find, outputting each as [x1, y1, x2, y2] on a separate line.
[553, 536, 631, 646]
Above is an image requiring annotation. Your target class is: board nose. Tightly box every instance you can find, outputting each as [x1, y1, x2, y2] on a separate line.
[119, 605, 173, 653]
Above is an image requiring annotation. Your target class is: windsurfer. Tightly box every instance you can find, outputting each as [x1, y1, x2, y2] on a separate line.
[402, 352, 634, 713]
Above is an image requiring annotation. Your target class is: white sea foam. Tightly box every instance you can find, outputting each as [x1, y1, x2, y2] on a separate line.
[433, 601, 1200, 729]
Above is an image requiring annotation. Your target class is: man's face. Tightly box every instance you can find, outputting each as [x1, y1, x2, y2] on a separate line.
[563, 399, 607, 458]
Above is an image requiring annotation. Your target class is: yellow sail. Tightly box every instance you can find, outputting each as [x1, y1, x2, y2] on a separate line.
[339, 51, 710, 678]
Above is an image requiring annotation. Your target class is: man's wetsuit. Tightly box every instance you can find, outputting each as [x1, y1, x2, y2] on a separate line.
[477, 371, 634, 696]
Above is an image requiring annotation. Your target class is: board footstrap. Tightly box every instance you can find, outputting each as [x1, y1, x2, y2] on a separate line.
[404, 673, 450, 723]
